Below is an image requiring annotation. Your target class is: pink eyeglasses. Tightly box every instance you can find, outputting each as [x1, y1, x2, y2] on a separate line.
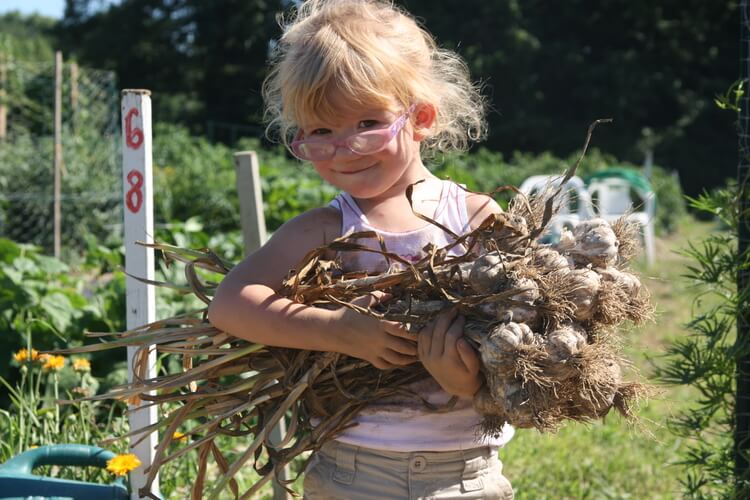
[291, 104, 416, 161]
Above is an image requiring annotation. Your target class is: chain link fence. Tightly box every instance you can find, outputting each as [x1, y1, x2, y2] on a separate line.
[0, 55, 120, 260]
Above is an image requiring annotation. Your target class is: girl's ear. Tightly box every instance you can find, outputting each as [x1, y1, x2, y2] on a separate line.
[412, 103, 437, 141]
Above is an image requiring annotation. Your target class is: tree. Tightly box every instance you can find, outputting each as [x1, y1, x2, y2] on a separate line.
[400, 0, 737, 197]
[57, 0, 283, 131]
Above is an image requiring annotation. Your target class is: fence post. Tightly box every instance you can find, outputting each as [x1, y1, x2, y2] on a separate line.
[0, 53, 7, 141]
[53, 51, 62, 258]
[233, 151, 291, 500]
[70, 62, 78, 132]
[121, 89, 160, 499]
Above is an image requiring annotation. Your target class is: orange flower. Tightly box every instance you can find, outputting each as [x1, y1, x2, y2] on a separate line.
[106, 453, 141, 476]
[13, 348, 39, 363]
[42, 355, 65, 371]
[172, 431, 188, 443]
[72, 358, 91, 372]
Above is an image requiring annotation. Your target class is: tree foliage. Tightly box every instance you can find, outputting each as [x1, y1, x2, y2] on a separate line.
[400, 0, 737, 198]
[57, 0, 282, 133]
[45, 1, 738, 196]
[0, 12, 56, 61]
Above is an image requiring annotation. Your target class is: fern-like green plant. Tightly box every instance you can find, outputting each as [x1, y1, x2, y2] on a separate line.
[658, 183, 750, 499]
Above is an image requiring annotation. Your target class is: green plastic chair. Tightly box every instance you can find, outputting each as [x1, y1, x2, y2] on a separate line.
[0, 444, 129, 499]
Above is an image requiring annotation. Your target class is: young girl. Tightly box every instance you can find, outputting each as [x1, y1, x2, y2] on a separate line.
[208, 0, 515, 497]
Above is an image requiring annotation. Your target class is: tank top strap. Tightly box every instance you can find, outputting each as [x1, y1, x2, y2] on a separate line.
[329, 192, 367, 236]
[433, 180, 471, 236]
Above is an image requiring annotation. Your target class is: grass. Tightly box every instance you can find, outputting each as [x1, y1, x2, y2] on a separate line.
[500, 217, 719, 500]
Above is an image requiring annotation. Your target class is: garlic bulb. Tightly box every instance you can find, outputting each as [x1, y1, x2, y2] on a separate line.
[469, 251, 506, 294]
[599, 268, 641, 299]
[545, 323, 588, 362]
[568, 218, 619, 268]
[501, 277, 541, 324]
[481, 322, 537, 362]
[532, 247, 571, 274]
[565, 268, 601, 321]
[492, 213, 529, 253]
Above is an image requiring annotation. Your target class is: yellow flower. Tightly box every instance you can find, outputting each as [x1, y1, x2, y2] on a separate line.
[42, 355, 65, 371]
[13, 348, 39, 363]
[106, 453, 141, 476]
[28, 445, 38, 450]
[172, 431, 188, 442]
[73, 358, 91, 372]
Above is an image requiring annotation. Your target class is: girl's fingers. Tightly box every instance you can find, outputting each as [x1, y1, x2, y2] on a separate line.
[388, 337, 418, 356]
[383, 321, 417, 340]
[373, 357, 396, 370]
[383, 349, 418, 366]
[457, 338, 480, 374]
[443, 315, 466, 357]
[352, 291, 392, 308]
[431, 308, 458, 357]
[369, 291, 393, 305]
[418, 320, 434, 359]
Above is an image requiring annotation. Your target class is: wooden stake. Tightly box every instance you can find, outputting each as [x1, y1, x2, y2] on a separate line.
[234, 151, 290, 500]
[234, 151, 268, 252]
[53, 51, 62, 258]
[70, 62, 78, 131]
[0, 53, 7, 141]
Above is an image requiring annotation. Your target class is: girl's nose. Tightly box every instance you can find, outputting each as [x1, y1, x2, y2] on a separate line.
[332, 143, 357, 159]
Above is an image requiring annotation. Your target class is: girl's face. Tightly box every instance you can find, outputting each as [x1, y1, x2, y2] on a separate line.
[297, 97, 426, 201]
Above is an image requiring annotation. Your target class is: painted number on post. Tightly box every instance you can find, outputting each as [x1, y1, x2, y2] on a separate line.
[125, 170, 144, 213]
[125, 108, 144, 150]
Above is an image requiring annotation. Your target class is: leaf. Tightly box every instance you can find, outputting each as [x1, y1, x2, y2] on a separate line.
[0, 238, 21, 264]
[39, 291, 76, 335]
[33, 254, 69, 276]
[12, 256, 37, 274]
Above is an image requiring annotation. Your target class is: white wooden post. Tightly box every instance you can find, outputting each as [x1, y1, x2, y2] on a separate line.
[121, 89, 160, 499]
[234, 152, 291, 500]
[234, 151, 267, 251]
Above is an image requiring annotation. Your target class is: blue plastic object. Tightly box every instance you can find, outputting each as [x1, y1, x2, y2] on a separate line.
[0, 444, 129, 499]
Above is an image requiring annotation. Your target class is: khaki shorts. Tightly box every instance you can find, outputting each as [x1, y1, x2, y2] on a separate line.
[303, 440, 514, 500]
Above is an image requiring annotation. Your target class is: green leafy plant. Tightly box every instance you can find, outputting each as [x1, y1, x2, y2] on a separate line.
[656, 183, 748, 499]
[0, 238, 126, 402]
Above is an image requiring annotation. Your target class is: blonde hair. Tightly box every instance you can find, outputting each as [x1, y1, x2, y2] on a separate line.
[263, 0, 486, 154]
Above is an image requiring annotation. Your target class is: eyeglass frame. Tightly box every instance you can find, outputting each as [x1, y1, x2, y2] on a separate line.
[290, 104, 417, 161]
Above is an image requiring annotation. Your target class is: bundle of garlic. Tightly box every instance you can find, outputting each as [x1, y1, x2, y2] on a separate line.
[281, 198, 652, 436]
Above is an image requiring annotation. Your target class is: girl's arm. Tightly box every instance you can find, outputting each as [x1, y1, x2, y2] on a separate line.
[466, 192, 503, 230]
[207, 207, 417, 369]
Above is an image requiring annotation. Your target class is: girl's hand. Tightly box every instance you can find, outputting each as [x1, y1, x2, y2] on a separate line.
[418, 308, 482, 397]
[331, 292, 419, 370]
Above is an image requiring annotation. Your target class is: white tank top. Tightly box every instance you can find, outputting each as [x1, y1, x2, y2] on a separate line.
[328, 179, 514, 451]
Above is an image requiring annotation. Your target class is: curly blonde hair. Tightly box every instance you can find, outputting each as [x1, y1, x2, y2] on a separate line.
[263, 0, 486, 154]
